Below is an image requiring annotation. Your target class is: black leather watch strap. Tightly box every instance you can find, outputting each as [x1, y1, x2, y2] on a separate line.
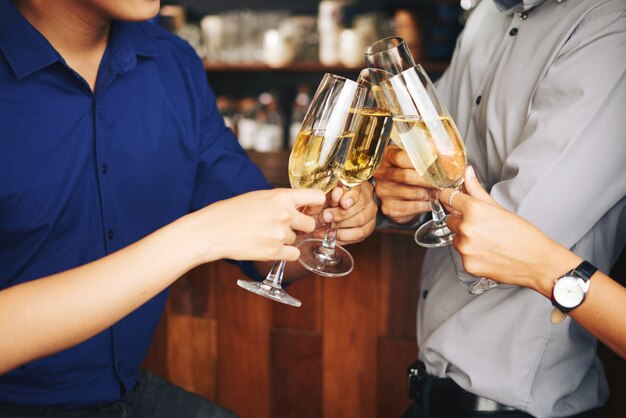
[574, 260, 597, 282]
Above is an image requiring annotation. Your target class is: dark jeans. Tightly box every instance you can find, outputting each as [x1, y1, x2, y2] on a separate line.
[0, 371, 239, 418]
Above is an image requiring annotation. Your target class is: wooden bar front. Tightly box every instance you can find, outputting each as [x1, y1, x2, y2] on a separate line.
[144, 232, 626, 418]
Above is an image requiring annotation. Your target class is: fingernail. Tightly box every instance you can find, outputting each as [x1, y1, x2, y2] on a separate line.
[323, 211, 333, 223]
[344, 198, 354, 208]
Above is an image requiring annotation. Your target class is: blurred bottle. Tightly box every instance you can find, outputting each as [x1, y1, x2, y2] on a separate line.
[393, 9, 423, 64]
[236, 97, 259, 150]
[255, 92, 284, 152]
[216, 96, 237, 135]
[289, 85, 311, 148]
[318, 1, 349, 66]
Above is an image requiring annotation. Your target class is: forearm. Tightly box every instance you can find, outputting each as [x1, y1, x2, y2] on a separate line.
[530, 245, 626, 359]
[0, 213, 207, 374]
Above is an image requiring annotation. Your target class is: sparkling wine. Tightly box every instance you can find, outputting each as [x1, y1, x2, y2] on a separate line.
[289, 130, 355, 193]
[393, 116, 467, 188]
[341, 107, 392, 188]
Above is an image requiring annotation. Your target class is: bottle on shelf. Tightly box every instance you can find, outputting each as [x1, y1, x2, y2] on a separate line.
[236, 97, 259, 150]
[289, 84, 311, 148]
[254, 92, 284, 152]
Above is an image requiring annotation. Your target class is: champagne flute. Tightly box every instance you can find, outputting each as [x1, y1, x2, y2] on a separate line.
[365, 36, 414, 150]
[381, 65, 500, 294]
[297, 68, 393, 277]
[237, 74, 366, 306]
[366, 37, 456, 248]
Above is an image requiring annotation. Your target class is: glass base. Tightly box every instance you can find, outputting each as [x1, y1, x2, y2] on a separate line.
[414, 219, 454, 248]
[236, 279, 302, 307]
[467, 278, 500, 295]
[297, 238, 354, 277]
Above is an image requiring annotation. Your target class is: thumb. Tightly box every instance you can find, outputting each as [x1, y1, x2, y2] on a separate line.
[464, 166, 495, 205]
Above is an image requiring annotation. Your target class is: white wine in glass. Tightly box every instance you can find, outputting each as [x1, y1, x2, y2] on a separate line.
[393, 115, 466, 189]
[237, 73, 366, 306]
[297, 69, 392, 277]
[382, 64, 499, 294]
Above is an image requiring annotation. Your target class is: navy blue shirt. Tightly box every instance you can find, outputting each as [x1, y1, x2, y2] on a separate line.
[0, 0, 270, 406]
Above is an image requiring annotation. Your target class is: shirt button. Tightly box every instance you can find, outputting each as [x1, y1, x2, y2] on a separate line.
[101, 164, 108, 174]
[422, 290, 429, 300]
[518, 12, 528, 20]
[475, 95, 482, 105]
[509, 28, 519, 36]
[108, 230, 114, 240]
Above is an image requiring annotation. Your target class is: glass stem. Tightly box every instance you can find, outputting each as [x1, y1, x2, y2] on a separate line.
[319, 185, 349, 257]
[265, 260, 286, 288]
[428, 188, 447, 227]
[321, 221, 338, 253]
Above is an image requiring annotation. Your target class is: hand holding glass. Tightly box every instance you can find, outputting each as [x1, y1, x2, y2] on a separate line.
[237, 74, 366, 306]
[381, 65, 499, 294]
[297, 68, 393, 277]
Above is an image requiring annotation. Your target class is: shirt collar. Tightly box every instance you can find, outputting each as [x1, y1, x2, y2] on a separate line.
[0, 0, 158, 80]
[0, 0, 61, 80]
[492, 0, 551, 15]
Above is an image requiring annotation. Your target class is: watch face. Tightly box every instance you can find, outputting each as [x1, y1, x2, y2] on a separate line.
[554, 276, 584, 308]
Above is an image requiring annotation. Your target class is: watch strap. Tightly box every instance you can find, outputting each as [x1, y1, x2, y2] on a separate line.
[573, 260, 597, 282]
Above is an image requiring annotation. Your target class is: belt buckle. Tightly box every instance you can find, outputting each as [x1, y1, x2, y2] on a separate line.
[407, 361, 426, 400]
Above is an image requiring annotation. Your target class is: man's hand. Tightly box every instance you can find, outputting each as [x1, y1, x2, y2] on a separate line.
[372, 145, 432, 224]
[304, 181, 377, 245]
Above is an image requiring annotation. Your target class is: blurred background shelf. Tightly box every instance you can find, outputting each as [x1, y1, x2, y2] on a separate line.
[203, 60, 449, 74]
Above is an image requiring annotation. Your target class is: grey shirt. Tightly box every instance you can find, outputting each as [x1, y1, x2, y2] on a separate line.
[418, 1, 626, 417]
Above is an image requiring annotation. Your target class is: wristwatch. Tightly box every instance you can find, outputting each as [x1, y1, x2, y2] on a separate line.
[551, 260, 597, 313]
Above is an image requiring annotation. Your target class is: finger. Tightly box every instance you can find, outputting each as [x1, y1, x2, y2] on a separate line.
[284, 228, 297, 245]
[335, 218, 377, 244]
[327, 187, 343, 207]
[386, 146, 414, 169]
[278, 245, 301, 262]
[439, 188, 471, 213]
[290, 210, 317, 234]
[375, 181, 430, 201]
[334, 199, 376, 228]
[374, 167, 431, 187]
[445, 213, 461, 234]
[464, 166, 495, 205]
[380, 199, 431, 219]
[340, 186, 362, 210]
[287, 188, 327, 208]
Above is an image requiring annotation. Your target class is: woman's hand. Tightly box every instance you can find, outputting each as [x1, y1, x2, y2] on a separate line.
[372, 145, 432, 224]
[440, 167, 573, 292]
[189, 188, 326, 264]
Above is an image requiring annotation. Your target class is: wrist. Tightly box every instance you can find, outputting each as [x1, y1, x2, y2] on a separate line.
[175, 210, 223, 268]
[531, 241, 583, 298]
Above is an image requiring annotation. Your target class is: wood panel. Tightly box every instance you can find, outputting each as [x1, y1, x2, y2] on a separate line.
[215, 261, 272, 418]
[166, 315, 218, 399]
[270, 330, 323, 418]
[377, 337, 420, 418]
[272, 272, 322, 332]
[378, 232, 425, 339]
[169, 263, 217, 318]
[323, 236, 380, 418]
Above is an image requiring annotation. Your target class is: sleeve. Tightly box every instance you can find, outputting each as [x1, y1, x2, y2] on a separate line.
[189, 54, 273, 280]
[490, 10, 626, 252]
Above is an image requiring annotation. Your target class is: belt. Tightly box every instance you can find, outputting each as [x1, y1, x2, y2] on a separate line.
[408, 361, 519, 414]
